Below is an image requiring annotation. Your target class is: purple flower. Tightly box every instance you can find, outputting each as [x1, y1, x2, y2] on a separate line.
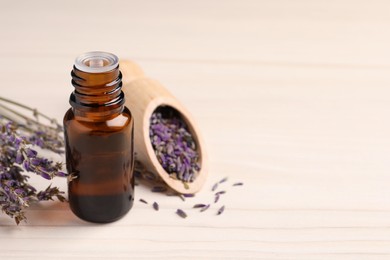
[30, 158, 42, 166]
[22, 160, 31, 171]
[56, 171, 67, 177]
[15, 151, 23, 164]
[38, 170, 51, 180]
[25, 148, 37, 158]
[8, 134, 15, 143]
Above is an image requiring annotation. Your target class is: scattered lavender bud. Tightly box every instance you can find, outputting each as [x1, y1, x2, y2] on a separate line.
[176, 209, 187, 218]
[132, 146, 246, 219]
[183, 193, 195, 198]
[153, 202, 159, 211]
[214, 194, 220, 203]
[217, 205, 225, 215]
[211, 182, 218, 192]
[193, 204, 207, 208]
[200, 204, 210, 212]
[139, 199, 148, 204]
[219, 177, 228, 184]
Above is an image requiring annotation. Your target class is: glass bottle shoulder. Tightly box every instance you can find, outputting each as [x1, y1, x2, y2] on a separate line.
[64, 107, 133, 133]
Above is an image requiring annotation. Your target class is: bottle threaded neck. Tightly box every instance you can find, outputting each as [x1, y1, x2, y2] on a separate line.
[70, 51, 124, 121]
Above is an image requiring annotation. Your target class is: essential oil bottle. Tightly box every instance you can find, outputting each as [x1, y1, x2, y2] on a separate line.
[64, 51, 134, 223]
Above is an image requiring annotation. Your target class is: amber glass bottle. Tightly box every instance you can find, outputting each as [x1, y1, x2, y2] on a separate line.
[64, 52, 134, 223]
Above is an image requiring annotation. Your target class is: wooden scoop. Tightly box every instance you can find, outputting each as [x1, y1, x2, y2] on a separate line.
[120, 60, 208, 194]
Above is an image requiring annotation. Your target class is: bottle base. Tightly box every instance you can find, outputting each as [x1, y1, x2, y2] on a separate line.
[69, 193, 134, 223]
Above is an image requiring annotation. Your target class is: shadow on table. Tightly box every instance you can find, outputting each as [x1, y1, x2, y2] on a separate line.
[0, 201, 102, 227]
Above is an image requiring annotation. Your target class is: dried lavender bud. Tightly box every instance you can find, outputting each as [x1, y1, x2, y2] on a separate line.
[139, 198, 148, 204]
[133, 155, 242, 219]
[151, 186, 168, 193]
[219, 177, 228, 184]
[183, 193, 195, 198]
[193, 204, 207, 208]
[149, 107, 201, 183]
[176, 209, 187, 218]
[153, 202, 159, 211]
[211, 182, 218, 192]
[215, 191, 226, 196]
[217, 205, 225, 215]
[200, 204, 210, 212]
[214, 194, 220, 203]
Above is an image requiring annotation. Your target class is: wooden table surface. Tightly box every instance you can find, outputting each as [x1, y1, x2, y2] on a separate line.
[1, 1, 390, 259]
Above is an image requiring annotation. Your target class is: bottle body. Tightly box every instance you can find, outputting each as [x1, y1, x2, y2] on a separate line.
[64, 52, 134, 223]
[64, 108, 134, 223]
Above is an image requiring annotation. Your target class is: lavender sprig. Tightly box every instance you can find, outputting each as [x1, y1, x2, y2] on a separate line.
[0, 97, 64, 153]
[0, 97, 66, 224]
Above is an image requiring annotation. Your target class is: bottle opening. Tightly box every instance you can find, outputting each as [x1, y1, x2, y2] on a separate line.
[75, 51, 119, 73]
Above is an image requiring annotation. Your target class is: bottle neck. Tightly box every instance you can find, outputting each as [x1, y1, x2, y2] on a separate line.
[70, 66, 125, 121]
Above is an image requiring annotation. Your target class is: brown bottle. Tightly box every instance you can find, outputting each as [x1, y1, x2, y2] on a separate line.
[63, 51, 134, 223]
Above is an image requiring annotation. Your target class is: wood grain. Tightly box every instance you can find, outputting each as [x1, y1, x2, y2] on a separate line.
[0, 0, 390, 259]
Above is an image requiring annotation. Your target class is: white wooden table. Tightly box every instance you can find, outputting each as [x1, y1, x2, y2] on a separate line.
[1, 1, 390, 259]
